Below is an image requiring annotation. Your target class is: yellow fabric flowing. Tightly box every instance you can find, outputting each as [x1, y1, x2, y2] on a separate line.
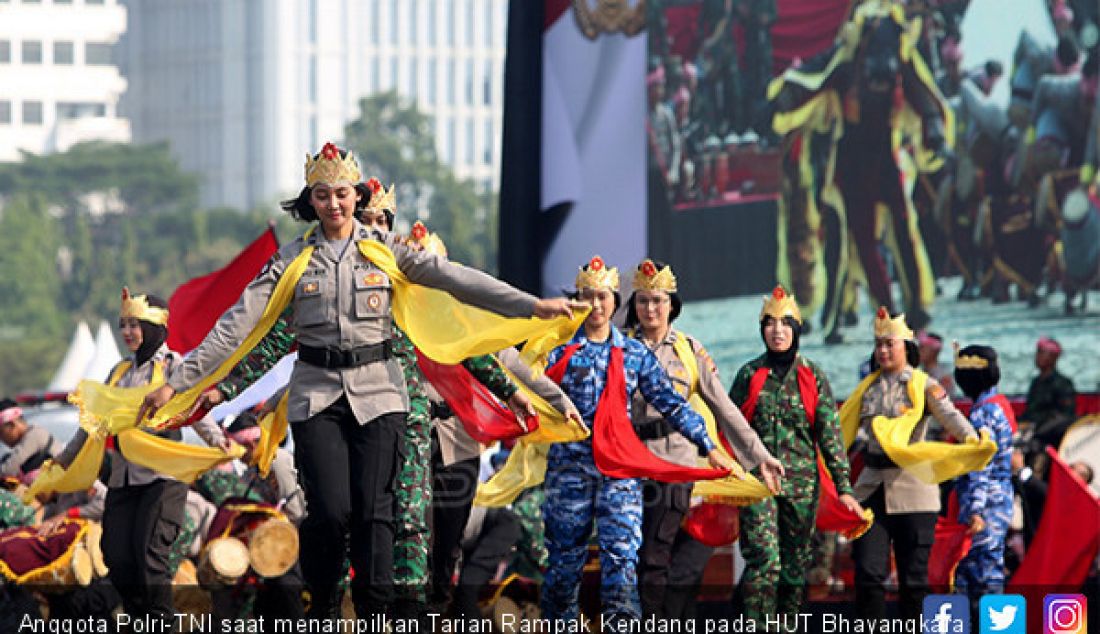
[117, 428, 244, 483]
[838, 369, 996, 484]
[474, 363, 590, 507]
[671, 335, 771, 506]
[474, 443, 552, 507]
[26, 358, 245, 501]
[22, 433, 106, 504]
[254, 391, 290, 478]
[358, 241, 587, 368]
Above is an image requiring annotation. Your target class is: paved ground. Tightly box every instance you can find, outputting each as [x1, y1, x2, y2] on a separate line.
[679, 277, 1100, 398]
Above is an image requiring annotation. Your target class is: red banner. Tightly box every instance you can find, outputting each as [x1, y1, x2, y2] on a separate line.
[167, 228, 279, 354]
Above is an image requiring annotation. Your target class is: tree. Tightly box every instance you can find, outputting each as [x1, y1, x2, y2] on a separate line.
[344, 92, 497, 271]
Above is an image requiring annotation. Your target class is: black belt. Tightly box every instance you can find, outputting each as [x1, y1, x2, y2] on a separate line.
[635, 419, 675, 441]
[863, 452, 898, 469]
[299, 341, 393, 369]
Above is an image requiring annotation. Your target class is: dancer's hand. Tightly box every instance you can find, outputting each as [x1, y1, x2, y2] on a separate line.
[707, 449, 736, 472]
[506, 391, 537, 432]
[839, 493, 864, 516]
[194, 388, 225, 411]
[761, 457, 786, 494]
[967, 514, 985, 535]
[136, 384, 176, 425]
[533, 298, 589, 320]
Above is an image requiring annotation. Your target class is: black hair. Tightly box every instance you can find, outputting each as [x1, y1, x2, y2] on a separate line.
[984, 60, 1003, 77]
[1056, 35, 1079, 68]
[0, 398, 17, 412]
[867, 338, 920, 371]
[953, 344, 1001, 401]
[131, 294, 169, 367]
[226, 410, 259, 434]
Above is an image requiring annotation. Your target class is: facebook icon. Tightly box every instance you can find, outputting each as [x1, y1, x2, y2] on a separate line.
[923, 595, 971, 633]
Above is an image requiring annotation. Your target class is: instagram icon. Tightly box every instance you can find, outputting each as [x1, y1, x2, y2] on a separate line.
[1045, 595, 1087, 634]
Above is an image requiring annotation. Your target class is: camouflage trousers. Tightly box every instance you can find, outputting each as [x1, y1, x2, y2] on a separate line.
[955, 486, 1012, 599]
[739, 473, 818, 633]
[167, 510, 199, 578]
[392, 399, 433, 604]
[542, 457, 643, 625]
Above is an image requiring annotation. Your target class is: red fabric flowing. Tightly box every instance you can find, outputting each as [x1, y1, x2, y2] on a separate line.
[682, 502, 741, 547]
[167, 228, 279, 354]
[1009, 447, 1100, 633]
[547, 344, 730, 483]
[1009, 447, 1100, 587]
[928, 490, 972, 592]
[740, 365, 866, 536]
[415, 350, 537, 444]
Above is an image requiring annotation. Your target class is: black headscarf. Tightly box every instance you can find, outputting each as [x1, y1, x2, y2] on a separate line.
[760, 316, 802, 379]
[133, 294, 169, 368]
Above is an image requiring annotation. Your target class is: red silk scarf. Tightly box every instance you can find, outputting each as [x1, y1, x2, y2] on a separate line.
[546, 343, 729, 482]
[415, 350, 537, 444]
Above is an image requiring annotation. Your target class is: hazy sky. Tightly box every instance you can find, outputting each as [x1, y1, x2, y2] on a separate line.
[960, 0, 1057, 107]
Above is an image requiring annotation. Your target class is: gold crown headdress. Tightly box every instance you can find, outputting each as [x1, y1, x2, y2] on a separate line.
[120, 287, 169, 326]
[575, 256, 620, 292]
[759, 286, 802, 324]
[952, 342, 990, 370]
[406, 221, 448, 258]
[364, 177, 397, 212]
[632, 259, 677, 293]
[304, 142, 362, 187]
[873, 306, 914, 340]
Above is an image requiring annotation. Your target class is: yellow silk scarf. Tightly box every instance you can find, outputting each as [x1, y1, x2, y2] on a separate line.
[25, 363, 244, 503]
[671, 334, 771, 506]
[838, 369, 995, 484]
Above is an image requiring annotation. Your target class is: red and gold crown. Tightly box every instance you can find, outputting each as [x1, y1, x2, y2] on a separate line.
[632, 259, 677, 293]
[405, 221, 448, 258]
[364, 177, 397, 212]
[304, 142, 362, 187]
[759, 286, 802, 324]
[575, 256, 620, 292]
[873, 306, 914, 340]
[120, 287, 169, 326]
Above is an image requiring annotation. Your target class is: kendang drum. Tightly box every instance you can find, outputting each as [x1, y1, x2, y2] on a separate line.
[0, 519, 101, 591]
[196, 536, 250, 588]
[206, 498, 299, 578]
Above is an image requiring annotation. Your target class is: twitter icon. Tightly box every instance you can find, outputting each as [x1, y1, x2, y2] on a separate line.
[980, 594, 1026, 634]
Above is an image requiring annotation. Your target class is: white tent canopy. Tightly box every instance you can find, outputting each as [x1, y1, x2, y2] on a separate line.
[83, 320, 122, 384]
[46, 321, 95, 392]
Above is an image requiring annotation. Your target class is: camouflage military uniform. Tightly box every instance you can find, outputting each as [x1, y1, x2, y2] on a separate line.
[194, 470, 267, 507]
[729, 354, 853, 632]
[0, 489, 36, 529]
[508, 486, 548, 581]
[542, 328, 715, 627]
[954, 388, 1014, 599]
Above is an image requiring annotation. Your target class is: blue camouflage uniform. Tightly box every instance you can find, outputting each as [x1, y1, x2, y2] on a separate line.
[954, 387, 1015, 598]
[541, 327, 715, 626]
